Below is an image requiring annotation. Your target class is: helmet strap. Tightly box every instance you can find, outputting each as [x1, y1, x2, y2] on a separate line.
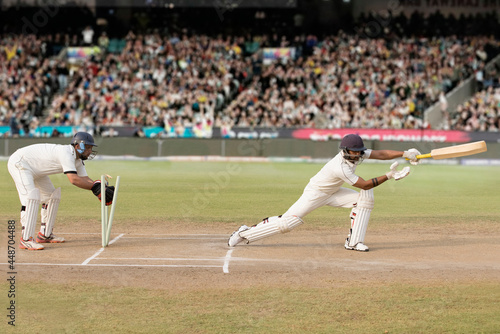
[342, 149, 365, 165]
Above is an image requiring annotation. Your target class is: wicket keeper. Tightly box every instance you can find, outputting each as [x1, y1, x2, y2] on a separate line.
[228, 134, 420, 251]
[7, 132, 115, 250]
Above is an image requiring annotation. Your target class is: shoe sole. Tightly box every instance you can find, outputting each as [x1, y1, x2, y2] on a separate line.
[19, 246, 44, 250]
[36, 239, 65, 243]
[344, 246, 369, 252]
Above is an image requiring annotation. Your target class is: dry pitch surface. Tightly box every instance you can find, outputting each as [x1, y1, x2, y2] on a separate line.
[11, 223, 500, 290]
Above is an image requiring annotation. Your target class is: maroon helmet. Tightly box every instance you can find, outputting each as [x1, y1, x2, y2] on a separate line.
[339, 134, 366, 164]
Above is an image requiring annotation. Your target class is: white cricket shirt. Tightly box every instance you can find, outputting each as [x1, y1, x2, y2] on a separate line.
[12, 144, 87, 177]
[307, 149, 372, 194]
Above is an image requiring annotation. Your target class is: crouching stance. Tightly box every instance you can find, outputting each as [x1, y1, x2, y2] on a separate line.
[7, 132, 114, 250]
[228, 134, 419, 251]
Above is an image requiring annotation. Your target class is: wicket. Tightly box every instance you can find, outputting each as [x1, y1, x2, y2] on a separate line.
[101, 175, 120, 247]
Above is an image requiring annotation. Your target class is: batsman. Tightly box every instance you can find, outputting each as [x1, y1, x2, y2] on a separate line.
[7, 132, 115, 250]
[228, 134, 420, 251]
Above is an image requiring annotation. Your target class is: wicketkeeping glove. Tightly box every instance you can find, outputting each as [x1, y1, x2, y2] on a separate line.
[386, 162, 410, 181]
[91, 181, 115, 206]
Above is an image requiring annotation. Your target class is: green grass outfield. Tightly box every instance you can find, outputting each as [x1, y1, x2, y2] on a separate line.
[1, 160, 499, 333]
[2, 160, 497, 227]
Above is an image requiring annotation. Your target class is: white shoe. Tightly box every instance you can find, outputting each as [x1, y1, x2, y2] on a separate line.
[344, 239, 369, 252]
[228, 225, 250, 247]
[19, 237, 44, 250]
[36, 232, 65, 243]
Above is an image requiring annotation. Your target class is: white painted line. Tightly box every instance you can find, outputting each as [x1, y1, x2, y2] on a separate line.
[223, 249, 234, 274]
[58, 233, 228, 236]
[78, 257, 270, 263]
[81, 233, 125, 265]
[5, 262, 221, 268]
[82, 248, 105, 265]
[122, 236, 227, 240]
[108, 233, 125, 245]
[58, 232, 102, 235]
[90, 264, 220, 268]
[124, 233, 229, 236]
[96, 257, 224, 261]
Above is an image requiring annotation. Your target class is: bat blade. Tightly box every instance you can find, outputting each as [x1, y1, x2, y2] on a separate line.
[417, 141, 487, 160]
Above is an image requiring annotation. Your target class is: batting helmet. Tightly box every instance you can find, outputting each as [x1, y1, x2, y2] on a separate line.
[71, 132, 97, 160]
[339, 134, 366, 164]
[339, 134, 366, 152]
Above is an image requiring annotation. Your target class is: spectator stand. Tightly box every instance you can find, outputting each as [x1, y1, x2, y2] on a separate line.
[426, 50, 500, 131]
[3, 5, 500, 139]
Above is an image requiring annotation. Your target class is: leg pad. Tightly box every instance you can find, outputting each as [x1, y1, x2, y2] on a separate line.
[240, 215, 304, 244]
[41, 188, 61, 236]
[22, 188, 40, 240]
[348, 189, 374, 247]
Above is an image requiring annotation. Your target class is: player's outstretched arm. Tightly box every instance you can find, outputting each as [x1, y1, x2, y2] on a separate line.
[352, 162, 410, 190]
[369, 150, 404, 160]
[370, 149, 421, 165]
[66, 173, 94, 190]
[352, 175, 388, 190]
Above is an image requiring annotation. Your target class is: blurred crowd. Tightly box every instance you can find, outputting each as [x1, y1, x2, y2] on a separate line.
[449, 84, 500, 132]
[1, 11, 500, 137]
[0, 34, 63, 137]
[220, 34, 492, 131]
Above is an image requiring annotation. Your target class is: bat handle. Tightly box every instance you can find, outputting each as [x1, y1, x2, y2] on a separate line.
[405, 153, 432, 160]
[417, 153, 432, 159]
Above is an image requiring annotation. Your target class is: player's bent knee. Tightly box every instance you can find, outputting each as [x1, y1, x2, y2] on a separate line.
[28, 188, 41, 201]
[239, 215, 304, 243]
[41, 187, 61, 236]
[51, 187, 61, 200]
[358, 189, 374, 210]
[278, 215, 304, 233]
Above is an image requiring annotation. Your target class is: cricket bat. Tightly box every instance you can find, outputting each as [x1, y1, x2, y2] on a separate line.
[415, 141, 487, 160]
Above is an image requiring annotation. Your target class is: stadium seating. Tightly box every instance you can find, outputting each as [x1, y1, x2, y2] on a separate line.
[2, 6, 500, 137]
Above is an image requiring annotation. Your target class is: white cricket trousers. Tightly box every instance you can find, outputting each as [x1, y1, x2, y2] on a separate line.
[7, 153, 56, 205]
[283, 185, 359, 218]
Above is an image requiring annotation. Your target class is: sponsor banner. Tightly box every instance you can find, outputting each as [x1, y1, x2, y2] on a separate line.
[262, 47, 296, 65]
[2, 125, 499, 143]
[461, 159, 500, 166]
[0, 125, 74, 137]
[468, 131, 500, 143]
[0, 126, 12, 136]
[213, 127, 283, 139]
[3, 0, 298, 8]
[100, 126, 138, 137]
[66, 46, 101, 60]
[35, 126, 74, 137]
[353, 0, 500, 18]
[212, 127, 479, 142]
[141, 125, 213, 138]
[291, 128, 472, 142]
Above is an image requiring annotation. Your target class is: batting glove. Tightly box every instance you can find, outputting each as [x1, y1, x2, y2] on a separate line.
[386, 162, 411, 181]
[403, 148, 421, 165]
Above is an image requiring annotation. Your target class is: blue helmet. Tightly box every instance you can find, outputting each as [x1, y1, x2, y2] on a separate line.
[71, 132, 97, 160]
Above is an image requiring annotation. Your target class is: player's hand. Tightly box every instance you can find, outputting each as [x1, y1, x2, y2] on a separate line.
[403, 148, 421, 165]
[91, 181, 115, 206]
[386, 162, 410, 181]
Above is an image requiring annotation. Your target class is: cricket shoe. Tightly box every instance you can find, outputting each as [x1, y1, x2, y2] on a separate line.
[19, 237, 44, 250]
[228, 225, 250, 247]
[344, 239, 369, 252]
[36, 232, 65, 243]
